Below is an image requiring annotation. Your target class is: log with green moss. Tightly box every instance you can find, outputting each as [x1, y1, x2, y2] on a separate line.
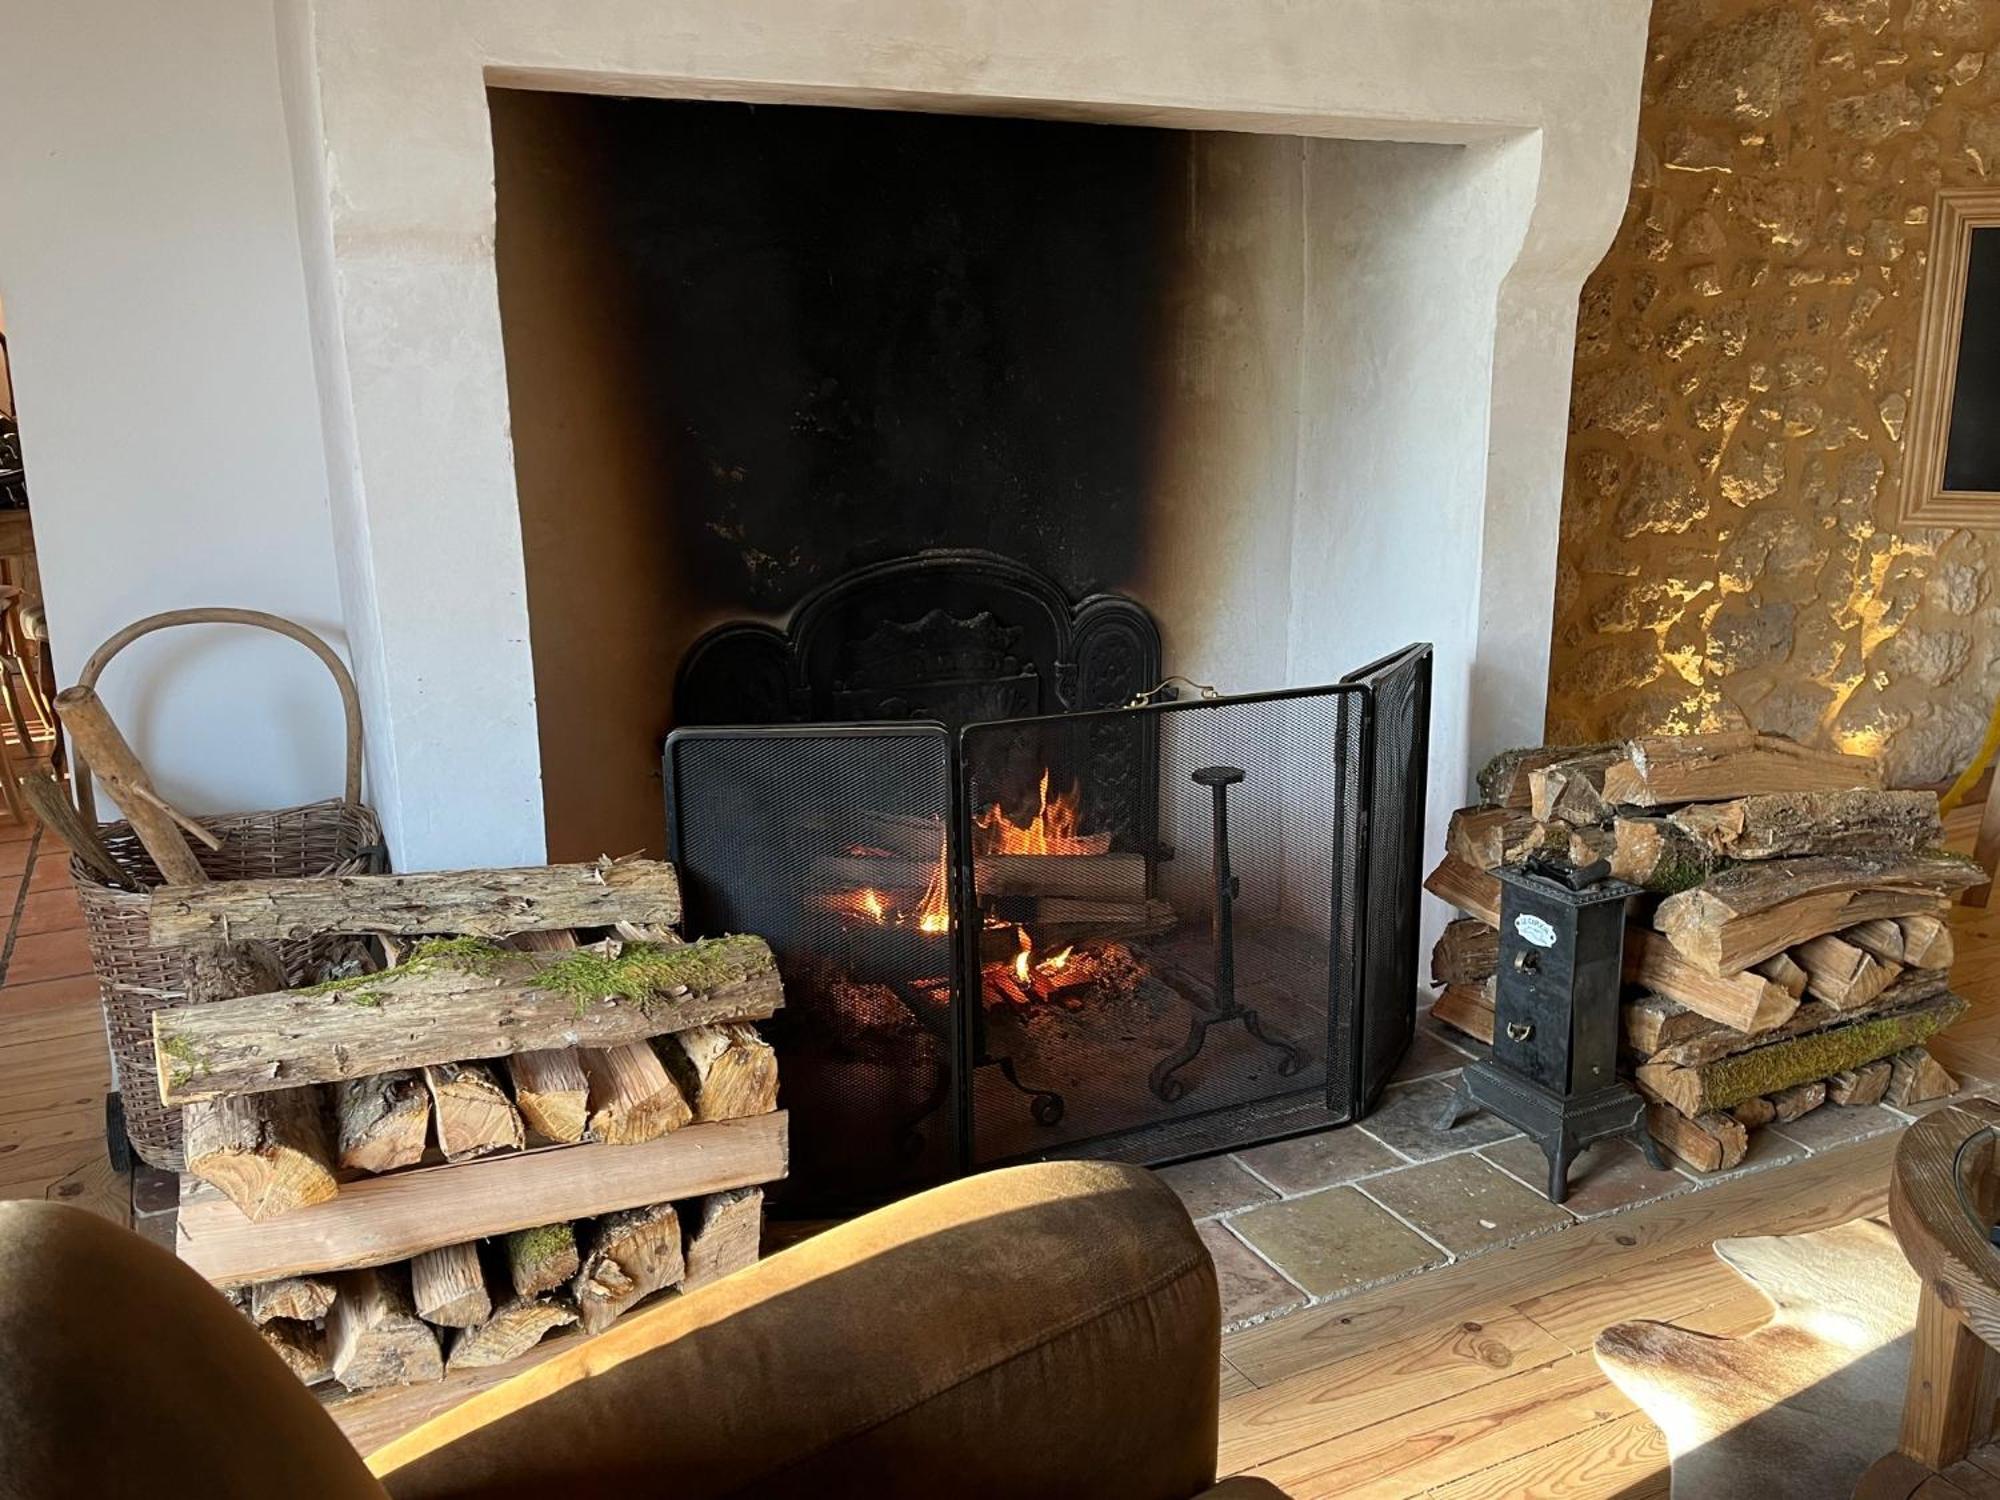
[1636, 988, 1966, 1117]
[153, 933, 782, 1105]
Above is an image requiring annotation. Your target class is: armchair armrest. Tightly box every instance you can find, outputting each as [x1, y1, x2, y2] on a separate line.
[374, 1161, 1221, 1499]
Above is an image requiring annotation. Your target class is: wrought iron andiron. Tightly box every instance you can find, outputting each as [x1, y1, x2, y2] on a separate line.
[1150, 765, 1306, 1102]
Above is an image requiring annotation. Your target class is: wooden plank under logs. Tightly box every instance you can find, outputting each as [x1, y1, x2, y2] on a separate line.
[154, 933, 781, 1104]
[1651, 852, 1978, 975]
[147, 858, 683, 946]
[175, 1111, 788, 1286]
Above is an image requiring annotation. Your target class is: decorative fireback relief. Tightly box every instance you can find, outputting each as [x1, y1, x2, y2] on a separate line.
[667, 553, 1430, 1210]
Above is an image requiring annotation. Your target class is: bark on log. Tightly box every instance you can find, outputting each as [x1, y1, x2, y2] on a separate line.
[147, 858, 683, 946]
[1636, 989, 1967, 1116]
[446, 1298, 578, 1372]
[1645, 1104, 1748, 1173]
[1792, 933, 1902, 1011]
[505, 1223, 580, 1298]
[53, 684, 213, 886]
[1754, 951, 1810, 1000]
[334, 1071, 430, 1173]
[1430, 917, 1498, 988]
[1770, 1080, 1826, 1123]
[1730, 1097, 1777, 1129]
[1899, 914, 1956, 971]
[261, 1320, 332, 1384]
[1610, 817, 1727, 894]
[1423, 855, 1500, 927]
[249, 1275, 336, 1324]
[1446, 805, 1536, 872]
[1624, 930, 1799, 1035]
[684, 1187, 763, 1291]
[1887, 1047, 1959, 1108]
[1428, 980, 1495, 1045]
[1652, 852, 1977, 975]
[656, 1024, 779, 1123]
[409, 1240, 492, 1328]
[1601, 731, 1882, 808]
[580, 1042, 692, 1145]
[327, 1265, 443, 1390]
[1828, 1059, 1892, 1107]
[1528, 749, 1624, 826]
[423, 1063, 524, 1161]
[1640, 970, 1953, 1069]
[184, 1088, 338, 1222]
[573, 1202, 683, 1335]
[1666, 789, 1940, 861]
[153, 933, 783, 1104]
[1477, 743, 1619, 810]
[1624, 994, 1709, 1056]
[506, 1049, 590, 1144]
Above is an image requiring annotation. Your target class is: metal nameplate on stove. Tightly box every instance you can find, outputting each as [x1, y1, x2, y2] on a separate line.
[1513, 913, 1558, 949]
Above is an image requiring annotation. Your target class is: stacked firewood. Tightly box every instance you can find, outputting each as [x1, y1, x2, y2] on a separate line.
[1426, 730, 1973, 1172]
[239, 1185, 762, 1390]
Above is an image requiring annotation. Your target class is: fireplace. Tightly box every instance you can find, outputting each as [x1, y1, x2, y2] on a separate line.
[665, 551, 1428, 1208]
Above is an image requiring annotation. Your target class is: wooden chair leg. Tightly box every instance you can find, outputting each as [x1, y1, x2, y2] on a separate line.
[1900, 1282, 2000, 1471]
[1964, 768, 2000, 908]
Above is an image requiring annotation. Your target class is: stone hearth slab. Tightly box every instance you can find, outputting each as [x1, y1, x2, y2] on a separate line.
[1358, 1078, 1518, 1162]
[1159, 1154, 1279, 1221]
[1198, 1221, 1307, 1328]
[1229, 1185, 1446, 1298]
[1479, 1136, 1689, 1219]
[1361, 1152, 1573, 1257]
[1232, 1126, 1406, 1196]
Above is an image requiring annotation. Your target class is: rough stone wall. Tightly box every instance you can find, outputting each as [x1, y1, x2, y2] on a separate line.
[1548, 0, 2000, 784]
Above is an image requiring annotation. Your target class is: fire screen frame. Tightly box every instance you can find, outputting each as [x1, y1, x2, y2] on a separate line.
[665, 643, 1431, 1206]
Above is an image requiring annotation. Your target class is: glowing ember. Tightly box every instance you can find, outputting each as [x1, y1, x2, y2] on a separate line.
[1041, 945, 1074, 972]
[974, 770, 1113, 856]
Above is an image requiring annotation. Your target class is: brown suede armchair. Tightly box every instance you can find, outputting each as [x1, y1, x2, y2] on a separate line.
[0, 1160, 1281, 1498]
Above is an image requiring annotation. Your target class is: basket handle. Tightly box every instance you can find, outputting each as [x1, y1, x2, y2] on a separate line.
[69, 607, 364, 828]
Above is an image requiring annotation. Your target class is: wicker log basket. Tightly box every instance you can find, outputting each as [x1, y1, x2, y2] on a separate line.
[67, 608, 382, 1170]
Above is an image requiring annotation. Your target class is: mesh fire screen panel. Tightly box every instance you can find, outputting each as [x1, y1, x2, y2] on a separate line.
[956, 686, 1367, 1167]
[666, 725, 958, 1209]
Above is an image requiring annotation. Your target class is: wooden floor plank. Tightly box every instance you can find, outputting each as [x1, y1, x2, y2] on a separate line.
[1415, 1408, 1669, 1500]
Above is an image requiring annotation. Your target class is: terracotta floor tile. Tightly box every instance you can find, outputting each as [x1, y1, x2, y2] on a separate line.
[1159, 1154, 1279, 1220]
[1480, 1136, 1688, 1218]
[1357, 1078, 1518, 1162]
[4, 927, 94, 986]
[1361, 1152, 1572, 1256]
[0, 974, 102, 1019]
[1199, 1221, 1308, 1328]
[1229, 1185, 1447, 1298]
[13, 886, 85, 938]
[1233, 1126, 1406, 1196]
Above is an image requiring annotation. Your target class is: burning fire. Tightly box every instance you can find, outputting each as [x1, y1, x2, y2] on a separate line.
[917, 826, 950, 933]
[975, 770, 1113, 856]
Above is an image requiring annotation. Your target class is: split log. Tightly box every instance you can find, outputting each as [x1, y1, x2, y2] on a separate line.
[1477, 742, 1619, 810]
[249, 1275, 335, 1325]
[1428, 980, 1495, 1045]
[1610, 817, 1726, 894]
[1528, 749, 1624, 826]
[506, 1049, 590, 1144]
[409, 1240, 492, 1328]
[1753, 951, 1809, 1001]
[1645, 1104, 1748, 1173]
[814, 852, 1146, 903]
[1447, 805, 1535, 872]
[1844, 918, 1910, 965]
[261, 1320, 332, 1384]
[684, 1187, 763, 1290]
[1640, 970, 1954, 1070]
[153, 933, 782, 1104]
[147, 858, 682, 946]
[506, 1223, 581, 1298]
[1886, 1047, 1959, 1108]
[53, 685, 215, 885]
[657, 1024, 779, 1123]
[1827, 1060, 1892, 1107]
[1625, 930, 1798, 1035]
[1601, 731, 1882, 808]
[423, 1063, 524, 1161]
[573, 1202, 684, 1334]
[1898, 914, 1956, 971]
[327, 1265, 442, 1390]
[580, 1042, 692, 1145]
[1624, 994, 1710, 1056]
[1667, 789, 1940, 861]
[1652, 851, 1978, 975]
[184, 1089, 338, 1222]
[1430, 917, 1498, 987]
[1791, 933, 1902, 1011]
[334, 1071, 430, 1173]
[1423, 855, 1500, 927]
[1770, 1081, 1826, 1123]
[447, 1297, 578, 1372]
[1635, 989, 1967, 1116]
[1730, 1097, 1777, 1129]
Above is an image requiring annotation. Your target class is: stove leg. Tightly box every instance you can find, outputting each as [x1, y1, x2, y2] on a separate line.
[1635, 1123, 1669, 1172]
[1547, 1130, 1575, 1205]
[1436, 1072, 1476, 1132]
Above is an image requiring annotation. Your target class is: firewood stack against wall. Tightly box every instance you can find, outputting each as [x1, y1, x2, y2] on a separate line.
[1425, 731, 1973, 1174]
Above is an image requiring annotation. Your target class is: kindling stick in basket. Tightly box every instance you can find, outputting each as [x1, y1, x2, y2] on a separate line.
[16, 768, 139, 891]
[52, 685, 215, 885]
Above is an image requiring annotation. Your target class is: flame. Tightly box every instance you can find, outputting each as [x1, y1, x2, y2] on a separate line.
[974, 770, 1112, 856]
[1041, 945, 1074, 972]
[1013, 927, 1034, 983]
[859, 888, 887, 923]
[917, 824, 951, 934]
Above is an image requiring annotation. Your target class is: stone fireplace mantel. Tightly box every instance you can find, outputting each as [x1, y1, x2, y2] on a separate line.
[276, 0, 1649, 872]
